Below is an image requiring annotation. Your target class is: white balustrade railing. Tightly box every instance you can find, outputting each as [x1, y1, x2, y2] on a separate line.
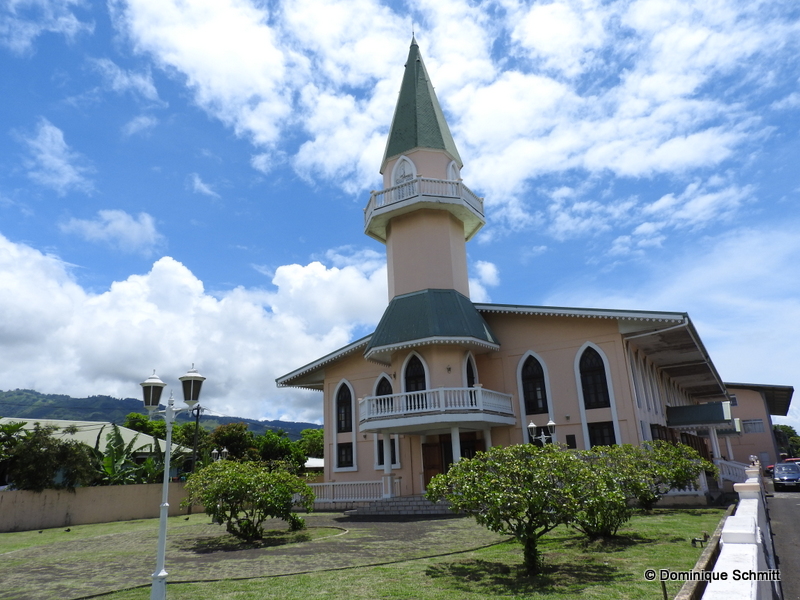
[714, 458, 750, 483]
[359, 386, 514, 423]
[365, 177, 484, 224]
[308, 479, 400, 503]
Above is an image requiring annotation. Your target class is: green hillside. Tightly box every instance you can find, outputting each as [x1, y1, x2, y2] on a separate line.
[0, 389, 320, 440]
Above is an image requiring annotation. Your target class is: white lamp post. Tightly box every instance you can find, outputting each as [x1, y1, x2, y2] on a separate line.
[527, 419, 556, 445]
[140, 365, 206, 600]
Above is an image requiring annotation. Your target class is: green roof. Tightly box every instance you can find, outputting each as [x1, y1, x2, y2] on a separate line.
[365, 289, 497, 361]
[381, 37, 462, 170]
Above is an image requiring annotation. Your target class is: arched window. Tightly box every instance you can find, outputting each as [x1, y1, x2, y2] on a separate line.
[521, 355, 548, 415]
[447, 161, 460, 181]
[376, 377, 393, 396]
[466, 357, 476, 388]
[405, 355, 426, 392]
[580, 347, 610, 409]
[336, 385, 352, 433]
[393, 156, 416, 185]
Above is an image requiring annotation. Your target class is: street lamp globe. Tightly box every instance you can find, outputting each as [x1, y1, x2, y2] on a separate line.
[141, 372, 167, 413]
[179, 365, 205, 408]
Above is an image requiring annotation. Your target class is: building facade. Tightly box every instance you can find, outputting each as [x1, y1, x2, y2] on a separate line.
[277, 38, 792, 500]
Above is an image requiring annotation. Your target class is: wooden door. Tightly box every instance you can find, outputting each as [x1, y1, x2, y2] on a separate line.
[422, 443, 443, 486]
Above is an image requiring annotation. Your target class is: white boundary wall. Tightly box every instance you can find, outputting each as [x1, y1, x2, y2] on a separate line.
[702, 464, 781, 600]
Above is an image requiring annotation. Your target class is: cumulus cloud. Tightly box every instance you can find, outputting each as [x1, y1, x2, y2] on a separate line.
[60, 209, 165, 255]
[19, 118, 94, 196]
[0, 234, 387, 422]
[101, 0, 796, 258]
[0, 0, 93, 54]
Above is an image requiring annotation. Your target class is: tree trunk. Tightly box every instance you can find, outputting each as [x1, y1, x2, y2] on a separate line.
[523, 536, 541, 575]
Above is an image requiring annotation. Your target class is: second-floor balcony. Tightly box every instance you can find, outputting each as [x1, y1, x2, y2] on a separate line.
[358, 386, 516, 434]
[364, 177, 485, 242]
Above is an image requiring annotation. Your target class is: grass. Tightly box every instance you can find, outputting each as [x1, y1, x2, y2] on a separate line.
[0, 507, 726, 600]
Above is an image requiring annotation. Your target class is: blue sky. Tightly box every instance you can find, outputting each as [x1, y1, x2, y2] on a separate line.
[1, 0, 799, 431]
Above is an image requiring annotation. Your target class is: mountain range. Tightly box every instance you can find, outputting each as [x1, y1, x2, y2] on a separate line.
[0, 389, 320, 440]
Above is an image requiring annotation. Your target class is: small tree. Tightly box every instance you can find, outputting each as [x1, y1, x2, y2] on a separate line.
[572, 448, 633, 539]
[611, 441, 716, 511]
[182, 460, 315, 541]
[255, 430, 306, 473]
[298, 428, 324, 459]
[426, 443, 591, 575]
[5, 423, 95, 492]
[209, 422, 257, 461]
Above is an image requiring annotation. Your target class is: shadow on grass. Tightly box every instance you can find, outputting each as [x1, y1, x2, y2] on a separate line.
[177, 530, 311, 554]
[425, 555, 624, 596]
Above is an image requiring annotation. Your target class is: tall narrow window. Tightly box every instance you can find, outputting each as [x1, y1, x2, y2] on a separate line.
[377, 436, 398, 467]
[466, 358, 476, 388]
[521, 355, 548, 415]
[405, 355, 426, 391]
[580, 347, 610, 409]
[336, 385, 352, 433]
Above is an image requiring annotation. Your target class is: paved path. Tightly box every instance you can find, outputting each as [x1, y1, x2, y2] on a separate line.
[767, 484, 800, 600]
[0, 512, 508, 600]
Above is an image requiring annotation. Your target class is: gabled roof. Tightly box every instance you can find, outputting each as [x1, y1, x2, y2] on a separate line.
[0, 418, 182, 453]
[365, 289, 498, 363]
[381, 37, 463, 170]
[724, 382, 794, 416]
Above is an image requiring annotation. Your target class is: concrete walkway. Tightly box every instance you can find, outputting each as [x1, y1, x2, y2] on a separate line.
[0, 512, 508, 600]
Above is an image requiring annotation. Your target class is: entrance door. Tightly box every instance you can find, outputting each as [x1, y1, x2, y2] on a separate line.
[422, 443, 443, 486]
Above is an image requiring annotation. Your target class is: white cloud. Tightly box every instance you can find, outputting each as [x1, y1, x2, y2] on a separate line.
[0, 234, 387, 422]
[89, 57, 161, 102]
[188, 173, 219, 198]
[60, 209, 165, 255]
[110, 0, 294, 147]
[19, 118, 94, 196]
[122, 115, 158, 137]
[0, 0, 93, 54]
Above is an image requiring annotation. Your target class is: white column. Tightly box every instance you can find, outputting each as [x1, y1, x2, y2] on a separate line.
[450, 426, 462, 463]
[382, 431, 392, 474]
[483, 427, 492, 449]
[709, 427, 722, 460]
[381, 430, 394, 498]
[725, 436, 734, 462]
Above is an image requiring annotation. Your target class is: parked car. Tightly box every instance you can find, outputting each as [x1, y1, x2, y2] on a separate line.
[765, 457, 800, 477]
[772, 463, 800, 491]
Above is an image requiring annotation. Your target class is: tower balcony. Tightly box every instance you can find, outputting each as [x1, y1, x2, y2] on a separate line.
[364, 177, 485, 243]
[358, 386, 516, 434]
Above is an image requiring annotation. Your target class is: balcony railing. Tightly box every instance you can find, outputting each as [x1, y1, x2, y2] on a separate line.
[359, 386, 514, 424]
[365, 177, 484, 225]
[308, 480, 400, 503]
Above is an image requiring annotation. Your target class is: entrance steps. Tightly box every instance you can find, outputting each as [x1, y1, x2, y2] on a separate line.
[345, 494, 454, 517]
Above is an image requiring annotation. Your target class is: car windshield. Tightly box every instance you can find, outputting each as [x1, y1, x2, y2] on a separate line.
[775, 464, 800, 474]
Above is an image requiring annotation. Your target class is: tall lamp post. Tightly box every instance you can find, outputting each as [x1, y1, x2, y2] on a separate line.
[528, 419, 556, 445]
[140, 365, 206, 600]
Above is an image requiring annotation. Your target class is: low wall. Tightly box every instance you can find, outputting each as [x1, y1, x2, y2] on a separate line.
[702, 464, 780, 600]
[0, 483, 194, 533]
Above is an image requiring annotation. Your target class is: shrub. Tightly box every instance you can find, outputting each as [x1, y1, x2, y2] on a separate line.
[182, 460, 315, 541]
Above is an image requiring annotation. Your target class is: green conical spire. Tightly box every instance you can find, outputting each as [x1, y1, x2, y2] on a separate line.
[381, 38, 463, 171]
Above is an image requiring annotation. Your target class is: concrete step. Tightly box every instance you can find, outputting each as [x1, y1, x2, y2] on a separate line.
[345, 494, 455, 516]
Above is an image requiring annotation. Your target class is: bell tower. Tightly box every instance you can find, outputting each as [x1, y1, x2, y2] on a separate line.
[364, 37, 485, 300]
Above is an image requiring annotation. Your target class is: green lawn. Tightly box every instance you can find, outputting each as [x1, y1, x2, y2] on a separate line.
[0, 507, 726, 600]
